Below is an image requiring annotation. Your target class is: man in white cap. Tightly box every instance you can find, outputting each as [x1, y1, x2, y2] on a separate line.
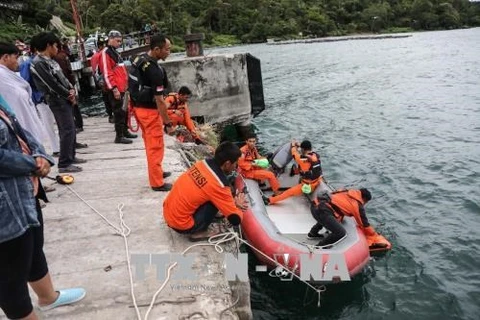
[98, 30, 137, 144]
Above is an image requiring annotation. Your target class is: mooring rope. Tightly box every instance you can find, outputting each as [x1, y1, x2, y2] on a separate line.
[59, 146, 329, 318]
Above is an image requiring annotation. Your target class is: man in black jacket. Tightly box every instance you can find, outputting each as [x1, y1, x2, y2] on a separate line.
[30, 32, 86, 173]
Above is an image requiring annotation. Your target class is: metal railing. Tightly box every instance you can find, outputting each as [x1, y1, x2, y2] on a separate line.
[118, 30, 160, 52]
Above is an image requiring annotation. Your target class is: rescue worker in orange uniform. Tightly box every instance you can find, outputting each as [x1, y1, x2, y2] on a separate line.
[264, 140, 322, 205]
[130, 34, 174, 191]
[163, 142, 248, 241]
[239, 134, 281, 195]
[309, 188, 390, 250]
[165, 86, 203, 144]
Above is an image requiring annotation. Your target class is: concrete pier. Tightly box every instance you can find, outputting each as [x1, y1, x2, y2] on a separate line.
[163, 53, 265, 126]
[0, 117, 251, 319]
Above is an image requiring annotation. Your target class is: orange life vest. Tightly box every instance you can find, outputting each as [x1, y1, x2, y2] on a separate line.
[163, 159, 242, 230]
[166, 93, 186, 111]
[240, 145, 261, 161]
[314, 189, 365, 224]
[299, 151, 322, 182]
[238, 145, 262, 172]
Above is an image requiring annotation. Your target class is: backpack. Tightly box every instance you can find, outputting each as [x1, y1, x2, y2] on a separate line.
[128, 55, 154, 104]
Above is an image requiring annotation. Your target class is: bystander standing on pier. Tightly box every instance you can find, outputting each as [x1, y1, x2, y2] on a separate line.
[0, 99, 86, 320]
[99, 30, 138, 144]
[30, 32, 86, 173]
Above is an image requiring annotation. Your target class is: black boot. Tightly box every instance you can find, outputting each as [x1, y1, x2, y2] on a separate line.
[124, 131, 138, 139]
[114, 136, 133, 144]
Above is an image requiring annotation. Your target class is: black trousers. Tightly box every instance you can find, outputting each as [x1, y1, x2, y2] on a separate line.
[48, 96, 76, 167]
[102, 91, 113, 117]
[107, 91, 127, 138]
[0, 200, 49, 319]
[310, 202, 347, 245]
[172, 202, 218, 234]
[73, 103, 83, 129]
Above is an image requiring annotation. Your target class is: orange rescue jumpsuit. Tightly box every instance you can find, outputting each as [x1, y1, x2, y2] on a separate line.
[269, 147, 322, 204]
[135, 107, 166, 187]
[238, 145, 280, 193]
[163, 159, 243, 231]
[165, 93, 196, 137]
[131, 54, 169, 188]
[314, 190, 387, 248]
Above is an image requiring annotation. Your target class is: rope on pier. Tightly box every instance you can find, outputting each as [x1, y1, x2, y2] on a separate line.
[60, 147, 327, 319]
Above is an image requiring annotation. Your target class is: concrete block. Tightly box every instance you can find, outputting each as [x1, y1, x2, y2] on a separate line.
[163, 54, 259, 125]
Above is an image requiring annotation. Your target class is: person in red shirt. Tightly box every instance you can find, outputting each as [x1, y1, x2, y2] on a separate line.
[163, 142, 248, 241]
[99, 30, 137, 144]
[90, 39, 113, 123]
[238, 134, 281, 195]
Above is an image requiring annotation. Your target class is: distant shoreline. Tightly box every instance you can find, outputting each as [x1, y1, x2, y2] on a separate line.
[266, 33, 412, 45]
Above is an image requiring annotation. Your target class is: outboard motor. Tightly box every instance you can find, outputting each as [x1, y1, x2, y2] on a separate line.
[270, 142, 293, 174]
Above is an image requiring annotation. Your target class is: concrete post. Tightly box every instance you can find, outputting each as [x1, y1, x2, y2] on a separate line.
[184, 33, 205, 57]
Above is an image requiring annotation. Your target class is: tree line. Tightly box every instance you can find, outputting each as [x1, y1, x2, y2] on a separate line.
[2, 0, 480, 43]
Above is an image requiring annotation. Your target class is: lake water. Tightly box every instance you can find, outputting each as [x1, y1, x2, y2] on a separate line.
[210, 29, 480, 320]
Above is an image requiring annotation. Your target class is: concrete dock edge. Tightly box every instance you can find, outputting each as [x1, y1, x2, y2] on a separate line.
[1, 117, 252, 320]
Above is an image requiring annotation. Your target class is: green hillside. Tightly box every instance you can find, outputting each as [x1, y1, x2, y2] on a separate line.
[1, 0, 479, 44]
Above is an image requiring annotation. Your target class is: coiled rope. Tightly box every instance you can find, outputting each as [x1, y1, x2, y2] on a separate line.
[60, 145, 328, 318]
[63, 181, 327, 318]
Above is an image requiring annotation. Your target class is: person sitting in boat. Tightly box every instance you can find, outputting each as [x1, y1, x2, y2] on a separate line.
[239, 133, 282, 196]
[264, 140, 322, 205]
[163, 141, 248, 241]
[309, 188, 390, 250]
[165, 86, 203, 144]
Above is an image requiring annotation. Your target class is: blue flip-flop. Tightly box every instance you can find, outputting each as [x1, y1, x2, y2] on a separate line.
[39, 287, 86, 311]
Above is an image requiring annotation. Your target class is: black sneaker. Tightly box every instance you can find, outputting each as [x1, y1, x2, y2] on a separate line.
[262, 195, 270, 205]
[316, 239, 334, 248]
[163, 171, 172, 178]
[114, 137, 133, 144]
[307, 231, 324, 240]
[152, 183, 172, 192]
[124, 132, 138, 139]
[52, 152, 60, 157]
[73, 158, 87, 164]
[75, 142, 88, 149]
[58, 165, 83, 173]
[213, 213, 224, 222]
[108, 116, 114, 124]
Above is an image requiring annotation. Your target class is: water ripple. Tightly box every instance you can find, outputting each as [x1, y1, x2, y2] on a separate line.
[245, 28, 480, 320]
